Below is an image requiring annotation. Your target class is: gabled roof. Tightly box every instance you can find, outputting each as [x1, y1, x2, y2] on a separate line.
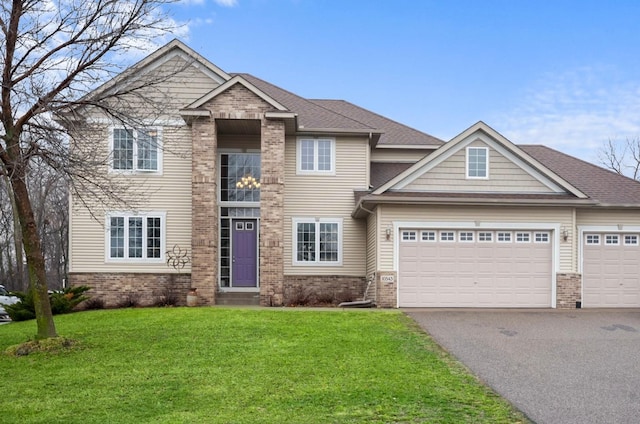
[309, 100, 444, 147]
[373, 121, 588, 198]
[184, 75, 289, 111]
[82, 39, 231, 104]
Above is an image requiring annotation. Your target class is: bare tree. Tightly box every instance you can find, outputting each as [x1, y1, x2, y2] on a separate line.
[599, 138, 640, 180]
[0, 0, 181, 339]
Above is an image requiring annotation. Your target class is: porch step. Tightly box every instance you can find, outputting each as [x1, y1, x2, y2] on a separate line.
[216, 292, 261, 306]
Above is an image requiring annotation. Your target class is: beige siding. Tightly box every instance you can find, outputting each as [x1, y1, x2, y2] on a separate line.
[377, 205, 575, 273]
[366, 208, 378, 277]
[70, 125, 192, 273]
[284, 136, 368, 276]
[405, 140, 554, 193]
[370, 148, 433, 163]
[70, 57, 224, 274]
[577, 208, 640, 226]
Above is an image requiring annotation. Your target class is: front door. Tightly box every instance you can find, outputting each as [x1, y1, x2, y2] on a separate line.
[232, 219, 258, 287]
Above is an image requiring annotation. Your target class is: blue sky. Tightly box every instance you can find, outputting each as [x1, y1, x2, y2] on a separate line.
[165, 0, 640, 163]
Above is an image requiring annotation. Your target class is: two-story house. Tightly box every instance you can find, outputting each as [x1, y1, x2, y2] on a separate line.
[68, 40, 640, 309]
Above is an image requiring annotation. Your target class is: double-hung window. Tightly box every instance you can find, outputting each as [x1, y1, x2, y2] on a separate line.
[297, 138, 335, 174]
[293, 218, 342, 265]
[107, 213, 165, 261]
[466, 146, 488, 178]
[111, 127, 161, 173]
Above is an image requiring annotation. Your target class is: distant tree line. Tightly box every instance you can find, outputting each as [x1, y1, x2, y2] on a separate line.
[0, 158, 67, 292]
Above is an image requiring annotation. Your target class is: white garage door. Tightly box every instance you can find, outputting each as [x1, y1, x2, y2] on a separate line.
[399, 229, 553, 307]
[583, 233, 640, 307]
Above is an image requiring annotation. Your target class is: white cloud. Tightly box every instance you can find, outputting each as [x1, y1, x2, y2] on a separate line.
[213, 0, 238, 6]
[494, 65, 640, 162]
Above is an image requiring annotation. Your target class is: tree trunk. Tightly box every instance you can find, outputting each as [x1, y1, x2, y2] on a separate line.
[3, 175, 24, 290]
[10, 175, 57, 339]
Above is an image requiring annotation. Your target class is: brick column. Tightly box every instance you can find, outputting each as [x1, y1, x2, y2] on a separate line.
[191, 117, 218, 305]
[259, 118, 285, 306]
[375, 271, 398, 308]
[556, 273, 581, 309]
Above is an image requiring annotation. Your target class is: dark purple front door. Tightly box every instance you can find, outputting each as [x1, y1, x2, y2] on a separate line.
[232, 220, 258, 287]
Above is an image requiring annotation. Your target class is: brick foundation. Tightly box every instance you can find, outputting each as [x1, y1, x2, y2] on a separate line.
[69, 273, 191, 307]
[556, 272, 582, 309]
[283, 275, 367, 306]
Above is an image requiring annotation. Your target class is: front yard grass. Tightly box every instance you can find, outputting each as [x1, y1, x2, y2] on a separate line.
[0, 308, 527, 423]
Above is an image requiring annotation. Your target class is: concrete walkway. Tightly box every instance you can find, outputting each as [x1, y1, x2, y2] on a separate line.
[406, 309, 640, 424]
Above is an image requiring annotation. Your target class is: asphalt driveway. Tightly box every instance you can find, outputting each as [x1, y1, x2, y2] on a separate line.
[406, 309, 640, 424]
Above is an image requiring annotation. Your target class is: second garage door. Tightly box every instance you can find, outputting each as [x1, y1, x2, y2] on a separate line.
[399, 229, 553, 307]
[583, 233, 640, 307]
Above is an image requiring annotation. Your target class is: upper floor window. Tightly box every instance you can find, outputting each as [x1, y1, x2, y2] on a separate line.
[111, 128, 161, 173]
[220, 153, 261, 203]
[466, 146, 488, 178]
[107, 212, 165, 262]
[297, 138, 335, 174]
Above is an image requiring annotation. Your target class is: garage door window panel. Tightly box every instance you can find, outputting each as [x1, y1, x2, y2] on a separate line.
[516, 232, 531, 243]
[421, 231, 436, 242]
[605, 234, 620, 245]
[497, 232, 512, 242]
[402, 230, 417, 241]
[586, 234, 600, 245]
[459, 232, 474, 242]
[478, 232, 493, 242]
[624, 235, 638, 246]
[440, 231, 455, 242]
[534, 232, 550, 243]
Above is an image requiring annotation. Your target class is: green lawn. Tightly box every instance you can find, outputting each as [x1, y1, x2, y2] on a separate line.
[0, 308, 527, 423]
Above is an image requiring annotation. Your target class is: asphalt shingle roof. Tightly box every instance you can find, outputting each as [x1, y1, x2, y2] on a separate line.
[233, 74, 443, 146]
[521, 145, 640, 205]
[310, 99, 444, 146]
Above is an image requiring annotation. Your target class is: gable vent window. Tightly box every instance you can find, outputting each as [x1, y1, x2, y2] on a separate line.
[466, 146, 488, 178]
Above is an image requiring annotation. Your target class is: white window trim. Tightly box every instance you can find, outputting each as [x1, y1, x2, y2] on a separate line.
[624, 234, 639, 246]
[105, 211, 166, 263]
[296, 138, 336, 175]
[466, 146, 489, 179]
[108, 126, 163, 175]
[292, 217, 343, 266]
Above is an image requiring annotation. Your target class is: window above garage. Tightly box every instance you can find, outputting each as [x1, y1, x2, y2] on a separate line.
[466, 146, 489, 179]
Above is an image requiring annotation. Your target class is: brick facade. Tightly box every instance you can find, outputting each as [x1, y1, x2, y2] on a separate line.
[259, 119, 286, 306]
[556, 272, 582, 309]
[283, 275, 367, 305]
[69, 273, 191, 307]
[191, 118, 218, 305]
[375, 271, 398, 308]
